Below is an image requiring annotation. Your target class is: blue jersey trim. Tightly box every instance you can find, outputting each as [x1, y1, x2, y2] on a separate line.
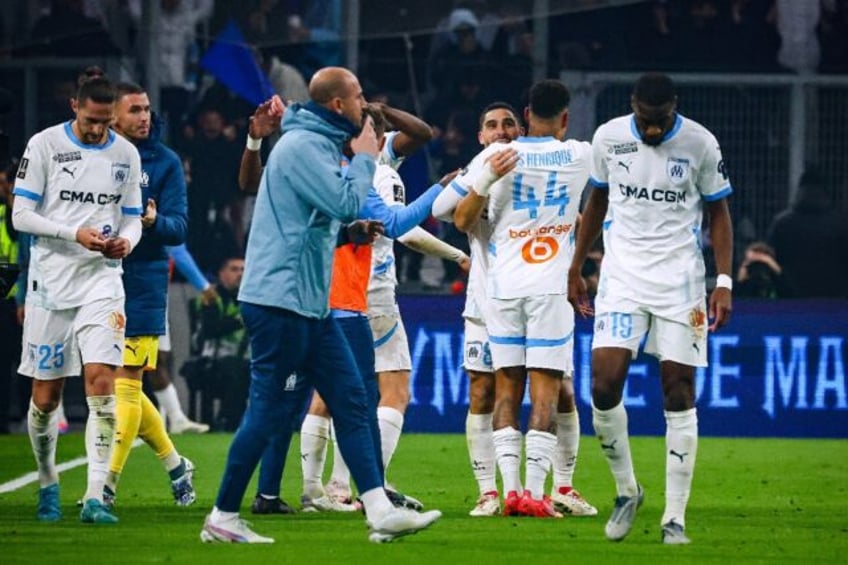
[121, 206, 143, 216]
[373, 256, 394, 276]
[12, 187, 42, 202]
[702, 185, 733, 201]
[526, 331, 573, 348]
[629, 114, 683, 144]
[373, 322, 399, 348]
[516, 136, 556, 143]
[589, 176, 609, 189]
[63, 121, 116, 150]
[489, 335, 525, 345]
[450, 180, 468, 197]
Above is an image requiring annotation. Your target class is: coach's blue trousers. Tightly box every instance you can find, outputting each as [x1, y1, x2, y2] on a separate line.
[254, 312, 385, 497]
[214, 302, 383, 512]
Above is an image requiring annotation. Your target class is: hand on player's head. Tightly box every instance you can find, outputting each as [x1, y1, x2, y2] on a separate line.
[485, 148, 520, 178]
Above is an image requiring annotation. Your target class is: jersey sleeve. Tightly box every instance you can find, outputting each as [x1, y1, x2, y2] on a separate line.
[697, 132, 733, 201]
[452, 147, 496, 195]
[121, 148, 144, 216]
[11, 133, 48, 204]
[373, 165, 406, 207]
[589, 125, 610, 189]
[378, 131, 405, 170]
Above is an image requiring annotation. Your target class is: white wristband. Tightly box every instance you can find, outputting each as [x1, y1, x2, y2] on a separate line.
[472, 164, 498, 197]
[246, 135, 262, 151]
[716, 273, 733, 290]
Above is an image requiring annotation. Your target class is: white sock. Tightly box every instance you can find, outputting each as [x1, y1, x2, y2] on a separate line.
[524, 430, 556, 499]
[466, 412, 497, 495]
[662, 408, 698, 527]
[360, 487, 393, 523]
[492, 426, 523, 495]
[28, 400, 59, 488]
[552, 410, 580, 491]
[163, 450, 182, 474]
[300, 414, 330, 497]
[84, 395, 116, 502]
[329, 421, 351, 487]
[592, 402, 638, 497]
[154, 383, 185, 424]
[377, 406, 404, 472]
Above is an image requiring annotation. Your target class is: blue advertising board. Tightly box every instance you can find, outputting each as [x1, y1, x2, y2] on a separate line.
[398, 296, 847, 438]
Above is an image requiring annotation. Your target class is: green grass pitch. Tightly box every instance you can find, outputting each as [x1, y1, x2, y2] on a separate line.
[1, 432, 846, 563]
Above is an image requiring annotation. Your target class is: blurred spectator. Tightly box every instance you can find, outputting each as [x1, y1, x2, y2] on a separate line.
[734, 241, 788, 298]
[0, 159, 22, 433]
[182, 106, 242, 273]
[259, 46, 309, 104]
[767, 169, 848, 298]
[775, 0, 821, 73]
[427, 8, 493, 93]
[286, 0, 342, 79]
[242, 0, 289, 48]
[154, 0, 214, 142]
[185, 255, 249, 431]
[819, 0, 848, 73]
[23, 0, 120, 57]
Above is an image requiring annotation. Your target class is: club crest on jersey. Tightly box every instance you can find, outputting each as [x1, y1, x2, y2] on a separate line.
[141, 170, 149, 188]
[112, 163, 130, 185]
[666, 158, 690, 185]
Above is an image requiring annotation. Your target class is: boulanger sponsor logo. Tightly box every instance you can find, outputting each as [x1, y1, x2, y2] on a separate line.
[689, 306, 706, 340]
[59, 190, 122, 205]
[667, 157, 690, 185]
[521, 236, 559, 264]
[508, 223, 572, 238]
[618, 184, 686, 203]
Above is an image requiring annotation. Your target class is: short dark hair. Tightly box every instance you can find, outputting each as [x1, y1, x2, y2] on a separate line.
[115, 81, 146, 100]
[479, 102, 520, 128]
[633, 73, 676, 106]
[528, 80, 570, 119]
[76, 76, 117, 106]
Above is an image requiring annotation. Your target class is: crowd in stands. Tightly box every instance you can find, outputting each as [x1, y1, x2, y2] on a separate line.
[0, 0, 846, 289]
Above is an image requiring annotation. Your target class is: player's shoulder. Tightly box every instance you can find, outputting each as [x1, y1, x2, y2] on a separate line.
[374, 162, 401, 184]
[677, 114, 719, 145]
[29, 122, 66, 147]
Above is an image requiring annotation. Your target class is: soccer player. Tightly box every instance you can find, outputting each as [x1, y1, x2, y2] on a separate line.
[449, 80, 592, 518]
[567, 73, 733, 544]
[104, 82, 196, 508]
[200, 67, 440, 544]
[12, 76, 143, 523]
[433, 100, 597, 518]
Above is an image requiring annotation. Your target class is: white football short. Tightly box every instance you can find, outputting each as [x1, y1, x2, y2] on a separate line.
[369, 313, 412, 373]
[486, 294, 574, 374]
[463, 316, 493, 373]
[592, 299, 709, 367]
[19, 297, 126, 380]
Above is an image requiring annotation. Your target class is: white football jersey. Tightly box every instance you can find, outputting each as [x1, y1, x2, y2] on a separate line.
[14, 122, 143, 309]
[440, 157, 493, 321]
[378, 131, 405, 170]
[456, 136, 590, 300]
[590, 114, 732, 311]
[367, 164, 405, 316]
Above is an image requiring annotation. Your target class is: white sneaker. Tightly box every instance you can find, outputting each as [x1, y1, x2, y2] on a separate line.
[605, 484, 644, 542]
[469, 492, 500, 517]
[301, 494, 358, 513]
[324, 479, 354, 504]
[200, 514, 274, 544]
[170, 419, 210, 435]
[367, 507, 442, 543]
[550, 488, 598, 517]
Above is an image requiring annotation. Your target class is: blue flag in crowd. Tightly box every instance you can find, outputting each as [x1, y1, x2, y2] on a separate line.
[200, 20, 274, 105]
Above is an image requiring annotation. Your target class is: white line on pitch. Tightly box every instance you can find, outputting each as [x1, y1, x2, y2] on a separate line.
[0, 439, 143, 494]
